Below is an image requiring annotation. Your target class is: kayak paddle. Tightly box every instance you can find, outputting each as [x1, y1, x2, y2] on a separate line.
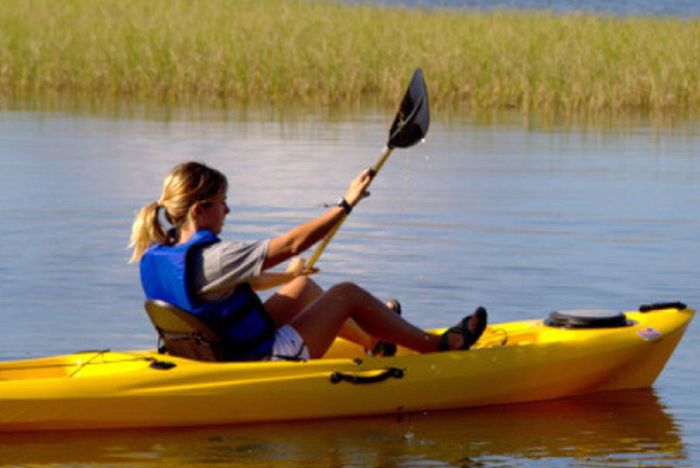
[305, 68, 430, 270]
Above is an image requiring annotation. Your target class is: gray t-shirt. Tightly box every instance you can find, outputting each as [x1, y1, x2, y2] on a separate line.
[189, 239, 270, 302]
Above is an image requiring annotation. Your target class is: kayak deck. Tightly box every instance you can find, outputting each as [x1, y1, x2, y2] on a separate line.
[0, 304, 693, 431]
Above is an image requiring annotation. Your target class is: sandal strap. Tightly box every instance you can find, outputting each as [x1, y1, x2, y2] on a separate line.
[463, 307, 487, 349]
[439, 330, 450, 351]
[439, 324, 463, 351]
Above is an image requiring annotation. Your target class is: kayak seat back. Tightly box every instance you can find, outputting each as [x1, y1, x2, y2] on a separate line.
[144, 299, 223, 362]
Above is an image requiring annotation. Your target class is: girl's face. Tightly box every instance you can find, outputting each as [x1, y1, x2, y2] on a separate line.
[196, 192, 230, 234]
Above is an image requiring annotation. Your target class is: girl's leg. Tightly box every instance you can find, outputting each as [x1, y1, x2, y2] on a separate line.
[291, 282, 444, 358]
[264, 277, 375, 348]
[264, 276, 324, 327]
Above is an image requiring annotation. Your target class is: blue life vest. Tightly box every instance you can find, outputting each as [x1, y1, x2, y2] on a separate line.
[140, 230, 275, 361]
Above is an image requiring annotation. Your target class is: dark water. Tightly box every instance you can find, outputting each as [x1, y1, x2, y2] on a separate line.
[0, 109, 698, 466]
[359, 0, 700, 17]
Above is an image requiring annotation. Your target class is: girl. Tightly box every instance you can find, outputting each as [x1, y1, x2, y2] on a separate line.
[130, 162, 486, 361]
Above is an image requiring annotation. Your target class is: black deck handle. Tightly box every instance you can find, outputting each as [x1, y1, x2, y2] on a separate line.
[330, 367, 404, 384]
[149, 360, 177, 370]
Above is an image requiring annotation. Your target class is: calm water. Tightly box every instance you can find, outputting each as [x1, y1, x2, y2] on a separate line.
[0, 109, 698, 466]
[360, 0, 700, 17]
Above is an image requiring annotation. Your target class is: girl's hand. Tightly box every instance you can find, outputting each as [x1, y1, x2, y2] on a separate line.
[286, 257, 307, 274]
[286, 257, 319, 276]
[250, 260, 318, 291]
[343, 168, 373, 207]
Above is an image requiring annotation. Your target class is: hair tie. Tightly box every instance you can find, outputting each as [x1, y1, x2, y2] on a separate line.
[166, 227, 177, 245]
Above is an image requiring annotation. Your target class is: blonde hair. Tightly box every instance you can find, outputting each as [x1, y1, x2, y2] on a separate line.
[129, 161, 228, 263]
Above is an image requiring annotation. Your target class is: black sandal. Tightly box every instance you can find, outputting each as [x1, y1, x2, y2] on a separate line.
[367, 299, 402, 357]
[439, 307, 488, 351]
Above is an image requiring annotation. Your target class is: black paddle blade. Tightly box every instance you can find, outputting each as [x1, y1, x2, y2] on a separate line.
[387, 68, 430, 149]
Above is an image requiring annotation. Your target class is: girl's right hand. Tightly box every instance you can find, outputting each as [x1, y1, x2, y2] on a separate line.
[343, 168, 373, 207]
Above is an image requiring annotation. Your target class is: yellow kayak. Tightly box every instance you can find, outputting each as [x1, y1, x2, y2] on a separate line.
[0, 302, 692, 432]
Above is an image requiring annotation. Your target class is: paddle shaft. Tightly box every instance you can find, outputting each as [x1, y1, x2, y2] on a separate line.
[305, 145, 394, 270]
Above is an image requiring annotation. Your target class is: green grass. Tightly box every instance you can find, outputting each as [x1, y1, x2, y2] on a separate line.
[1, 0, 699, 117]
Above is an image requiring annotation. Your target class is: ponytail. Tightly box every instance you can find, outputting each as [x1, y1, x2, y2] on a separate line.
[128, 201, 170, 263]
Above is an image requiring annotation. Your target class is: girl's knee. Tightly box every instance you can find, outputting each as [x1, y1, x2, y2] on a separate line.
[327, 281, 365, 298]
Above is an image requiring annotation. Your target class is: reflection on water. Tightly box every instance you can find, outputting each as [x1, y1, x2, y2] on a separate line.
[0, 390, 684, 466]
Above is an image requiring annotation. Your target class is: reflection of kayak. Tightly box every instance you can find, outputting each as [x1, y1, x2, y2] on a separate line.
[0, 389, 684, 465]
[0, 302, 693, 432]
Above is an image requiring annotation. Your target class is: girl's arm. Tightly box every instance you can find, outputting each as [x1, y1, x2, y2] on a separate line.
[262, 168, 372, 270]
[250, 257, 317, 291]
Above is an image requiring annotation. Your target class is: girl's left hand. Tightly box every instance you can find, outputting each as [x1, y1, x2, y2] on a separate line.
[286, 257, 319, 276]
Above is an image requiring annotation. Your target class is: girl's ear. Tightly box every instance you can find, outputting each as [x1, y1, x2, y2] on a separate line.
[188, 202, 203, 223]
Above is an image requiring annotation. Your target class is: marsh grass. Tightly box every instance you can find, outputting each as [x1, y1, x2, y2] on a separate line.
[1, 0, 699, 117]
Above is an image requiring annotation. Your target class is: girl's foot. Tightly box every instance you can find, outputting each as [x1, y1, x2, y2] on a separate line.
[439, 307, 488, 351]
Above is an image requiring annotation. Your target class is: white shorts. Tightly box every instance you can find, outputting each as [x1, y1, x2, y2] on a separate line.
[269, 324, 309, 361]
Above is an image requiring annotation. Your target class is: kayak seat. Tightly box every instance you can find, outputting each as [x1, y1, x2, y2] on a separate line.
[144, 299, 224, 362]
